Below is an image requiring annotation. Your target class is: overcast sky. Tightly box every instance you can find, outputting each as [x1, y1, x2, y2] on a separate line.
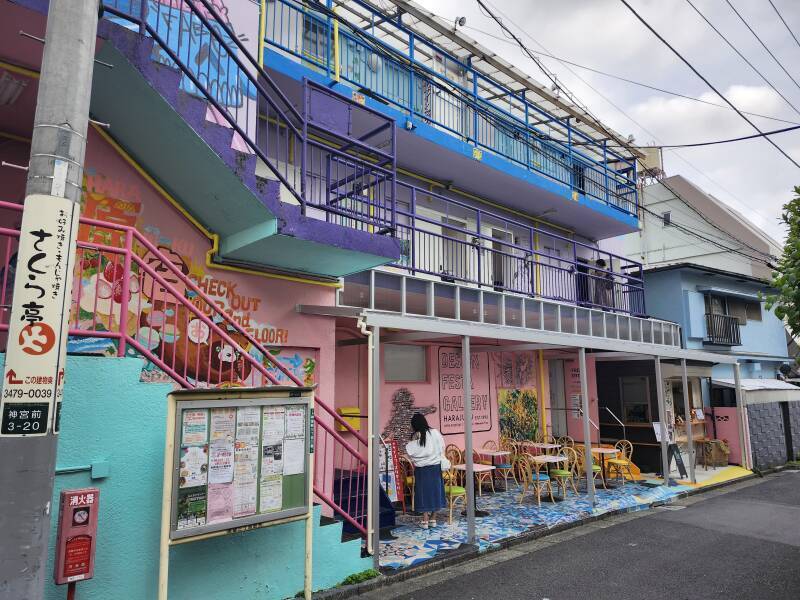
[415, 0, 798, 242]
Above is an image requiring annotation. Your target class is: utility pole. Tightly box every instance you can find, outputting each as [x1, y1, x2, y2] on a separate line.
[0, 1, 99, 597]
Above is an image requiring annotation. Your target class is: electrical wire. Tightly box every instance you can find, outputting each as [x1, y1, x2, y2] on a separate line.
[724, 0, 800, 94]
[653, 123, 800, 148]
[684, 0, 800, 119]
[620, 0, 800, 171]
[768, 0, 800, 53]
[460, 23, 800, 126]
[473, 0, 781, 227]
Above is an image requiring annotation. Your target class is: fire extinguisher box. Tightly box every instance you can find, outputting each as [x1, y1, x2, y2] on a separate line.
[53, 488, 99, 585]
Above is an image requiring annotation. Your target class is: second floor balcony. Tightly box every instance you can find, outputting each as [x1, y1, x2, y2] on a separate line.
[705, 313, 743, 346]
[262, 0, 640, 236]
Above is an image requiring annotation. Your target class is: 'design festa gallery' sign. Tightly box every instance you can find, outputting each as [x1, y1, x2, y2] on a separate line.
[438, 347, 492, 435]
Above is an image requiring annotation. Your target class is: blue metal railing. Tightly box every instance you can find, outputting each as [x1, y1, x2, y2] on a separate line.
[102, 0, 398, 235]
[262, 0, 639, 217]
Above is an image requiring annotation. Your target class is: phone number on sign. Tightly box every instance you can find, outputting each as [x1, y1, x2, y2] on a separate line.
[3, 388, 53, 399]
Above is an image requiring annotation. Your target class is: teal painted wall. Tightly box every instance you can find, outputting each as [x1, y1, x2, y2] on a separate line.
[0, 355, 369, 600]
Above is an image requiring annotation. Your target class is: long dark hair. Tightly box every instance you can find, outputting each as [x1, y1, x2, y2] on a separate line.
[411, 413, 432, 446]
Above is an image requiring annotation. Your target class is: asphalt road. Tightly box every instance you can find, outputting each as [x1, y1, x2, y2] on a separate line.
[365, 471, 800, 600]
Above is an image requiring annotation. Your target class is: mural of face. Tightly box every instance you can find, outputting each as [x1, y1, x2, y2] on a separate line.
[138, 302, 253, 386]
[141, 245, 189, 303]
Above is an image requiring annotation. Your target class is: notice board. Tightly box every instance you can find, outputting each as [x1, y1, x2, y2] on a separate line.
[165, 387, 313, 541]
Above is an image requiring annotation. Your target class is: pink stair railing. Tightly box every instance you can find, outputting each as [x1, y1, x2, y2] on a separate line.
[0, 201, 369, 535]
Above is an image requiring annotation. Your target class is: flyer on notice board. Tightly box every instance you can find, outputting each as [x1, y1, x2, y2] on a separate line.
[259, 475, 282, 513]
[208, 441, 235, 484]
[283, 437, 305, 475]
[182, 409, 209, 445]
[179, 445, 209, 488]
[285, 406, 306, 438]
[177, 487, 207, 530]
[210, 407, 236, 443]
[262, 406, 285, 445]
[207, 483, 234, 524]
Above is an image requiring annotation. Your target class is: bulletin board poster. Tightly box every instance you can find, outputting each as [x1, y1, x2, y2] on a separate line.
[169, 390, 312, 541]
[379, 438, 403, 503]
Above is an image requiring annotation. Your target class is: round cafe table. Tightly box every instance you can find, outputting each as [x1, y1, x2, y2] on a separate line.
[591, 446, 620, 487]
[523, 441, 561, 454]
[453, 463, 495, 517]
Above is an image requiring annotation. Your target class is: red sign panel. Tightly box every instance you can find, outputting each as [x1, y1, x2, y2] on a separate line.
[54, 488, 99, 585]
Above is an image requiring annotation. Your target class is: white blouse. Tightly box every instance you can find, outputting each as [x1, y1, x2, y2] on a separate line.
[406, 428, 445, 468]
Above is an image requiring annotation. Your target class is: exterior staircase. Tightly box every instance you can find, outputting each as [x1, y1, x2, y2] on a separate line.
[0, 199, 371, 535]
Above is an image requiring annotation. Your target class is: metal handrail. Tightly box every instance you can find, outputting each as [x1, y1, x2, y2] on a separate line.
[603, 407, 626, 441]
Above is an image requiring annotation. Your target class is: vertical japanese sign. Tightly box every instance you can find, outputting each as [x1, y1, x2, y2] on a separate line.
[0, 194, 80, 436]
[438, 347, 492, 434]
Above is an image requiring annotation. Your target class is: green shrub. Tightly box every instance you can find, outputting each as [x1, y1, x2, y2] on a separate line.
[340, 569, 380, 586]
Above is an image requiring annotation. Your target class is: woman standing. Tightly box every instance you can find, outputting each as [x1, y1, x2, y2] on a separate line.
[405, 413, 447, 528]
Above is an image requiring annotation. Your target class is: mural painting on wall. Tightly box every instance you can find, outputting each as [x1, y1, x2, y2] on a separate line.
[438, 347, 492, 435]
[491, 351, 536, 389]
[382, 388, 436, 445]
[70, 171, 296, 388]
[498, 389, 538, 441]
[145, 0, 259, 152]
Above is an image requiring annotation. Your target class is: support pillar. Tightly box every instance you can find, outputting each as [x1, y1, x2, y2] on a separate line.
[463, 335, 476, 544]
[0, 1, 99, 596]
[578, 348, 595, 505]
[733, 363, 748, 468]
[654, 357, 671, 486]
[680, 359, 696, 484]
[370, 326, 381, 569]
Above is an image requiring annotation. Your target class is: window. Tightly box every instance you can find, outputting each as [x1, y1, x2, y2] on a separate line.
[745, 300, 762, 322]
[727, 298, 748, 325]
[384, 345, 427, 382]
[619, 376, 651, 424]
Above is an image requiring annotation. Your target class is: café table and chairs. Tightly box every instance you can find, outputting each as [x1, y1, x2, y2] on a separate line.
[478, 441, 515, 490]
[592, 445, 622, 487]
[453, 462, 495, 516]
[575, 445, 607, 490]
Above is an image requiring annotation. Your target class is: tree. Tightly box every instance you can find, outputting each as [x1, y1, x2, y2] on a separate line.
[767, 186, 800, 339]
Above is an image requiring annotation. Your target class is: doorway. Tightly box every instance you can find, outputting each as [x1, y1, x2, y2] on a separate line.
[549, 359, 567, 437]
[491, 228, 513, 290]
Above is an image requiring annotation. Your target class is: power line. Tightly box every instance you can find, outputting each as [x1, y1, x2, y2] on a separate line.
[461, 23, 800, 126]
[476, 0, 780, 227]
[684, 0, 800, 119]
[653, 123, 800, 148]
[620, 0, 800, 170]
[768, 0, 800, 53]
[724, 0, 800, 94]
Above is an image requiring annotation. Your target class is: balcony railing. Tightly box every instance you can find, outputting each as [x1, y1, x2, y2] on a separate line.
[394, 181, 645, 315]
[705, 313, 742, 346]
[339, 270, 679, 347]
[262, 0, 639, 216]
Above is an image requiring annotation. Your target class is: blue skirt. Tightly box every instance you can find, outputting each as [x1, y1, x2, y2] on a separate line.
[413, 464, 446, 513]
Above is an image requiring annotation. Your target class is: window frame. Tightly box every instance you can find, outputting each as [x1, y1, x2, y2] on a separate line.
[384, 344, 429, 383]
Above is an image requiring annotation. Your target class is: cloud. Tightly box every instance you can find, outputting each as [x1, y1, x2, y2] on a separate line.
[413, 0, 794, 241]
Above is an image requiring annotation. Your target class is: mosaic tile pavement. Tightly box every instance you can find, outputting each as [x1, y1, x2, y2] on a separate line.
[379, 480, 691, 569]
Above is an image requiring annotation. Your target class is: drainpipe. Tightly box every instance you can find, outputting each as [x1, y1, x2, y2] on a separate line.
[681, 359, 696, 484]
[359, 317, 381, 568]
[733, 363, 749, 469]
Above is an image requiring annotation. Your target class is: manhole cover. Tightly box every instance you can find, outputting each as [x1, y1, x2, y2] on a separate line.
[658, 505, 686, 511]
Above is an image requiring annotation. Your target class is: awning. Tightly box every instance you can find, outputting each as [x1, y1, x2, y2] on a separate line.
[696, 287, 761, 301]
[713, 378, 800, 404]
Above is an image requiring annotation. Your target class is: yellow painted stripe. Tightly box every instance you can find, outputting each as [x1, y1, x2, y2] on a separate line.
[0, 131, 31, 144]
[259, 0, 267, 68]
[0, 60, 39, 79]
[92, 124, 340, 288]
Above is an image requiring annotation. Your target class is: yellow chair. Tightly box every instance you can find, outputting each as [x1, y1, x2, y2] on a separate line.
[518, 455, 554, 506]
[550, 446, 579, 498]
[607, 440, 635, 485]
[443, 467, 467, 524]
[494, 437, 518, 488]
[398, 455, 415, 512]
